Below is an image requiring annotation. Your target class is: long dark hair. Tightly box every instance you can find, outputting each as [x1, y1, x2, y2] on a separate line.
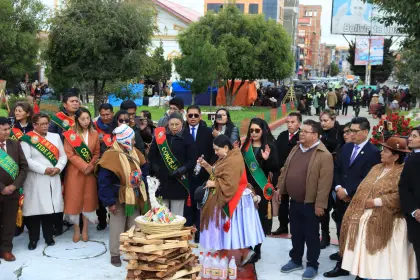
[74, 107, 94, 134]
[111, 109, 129, 131]
[242, 118, 274, 153]
[213, 108, 236, 138]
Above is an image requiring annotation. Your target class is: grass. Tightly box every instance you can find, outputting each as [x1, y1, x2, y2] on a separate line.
[399, 110, 420, 127]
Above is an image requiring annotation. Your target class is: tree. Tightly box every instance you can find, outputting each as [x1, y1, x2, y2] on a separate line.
[396, 48, 420, 98]
[144, 41, 172, 94]
[175, 4, 294, 106]
[330, 62, 340, 76]
[46, 0, 155, 115]
[347, 38, 396, 85]
[0, 0, 46, 84]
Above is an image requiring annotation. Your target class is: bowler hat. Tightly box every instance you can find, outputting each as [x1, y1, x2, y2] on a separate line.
[380, 136, 410, 153]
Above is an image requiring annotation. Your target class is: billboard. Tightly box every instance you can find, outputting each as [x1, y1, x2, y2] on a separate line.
[355, 36, 384, 66]
[331, 0, 403, 36]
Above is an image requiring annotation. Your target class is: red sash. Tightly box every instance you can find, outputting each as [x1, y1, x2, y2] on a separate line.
[10, 128, 24, 141]
[94, 121, 114, 147]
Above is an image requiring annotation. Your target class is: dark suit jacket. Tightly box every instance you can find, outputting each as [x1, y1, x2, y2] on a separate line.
[399, 152, 420, 242]
[186, 121, 213, 186]
[334, 141, 381, 197]
[0, 139, 29, 197]
[272, 130, 299, 186]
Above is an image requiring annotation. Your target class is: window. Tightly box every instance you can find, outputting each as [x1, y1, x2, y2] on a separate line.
[313, 11, 317, 17]
[249, 4, 259, 14]
[207, 3, 223, 13]
[236, 4, 244, 13]
[305, 10, 314, 17]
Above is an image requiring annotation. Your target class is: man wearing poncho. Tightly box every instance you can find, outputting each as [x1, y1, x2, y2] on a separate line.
[96, 124, 147, 267]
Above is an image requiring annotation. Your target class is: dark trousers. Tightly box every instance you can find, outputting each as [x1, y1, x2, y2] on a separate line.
[342, 104, 348, 116]
[25, 214, 54, 242]
[96, 199, 107, 226]
[53, 212, 64, 231]
[289, 200, 320, 269]
[255, 187, 272, 235]
[335, 199, 350, 241]
[406, 217, 420, 274]
[0, 193, 19, 252]
[335, 102, 342, 115]
[320, 194, 334, 235]
[278, 194, 290, 228]
[354, 105, 360, 117]
[184, 179, 201, 231]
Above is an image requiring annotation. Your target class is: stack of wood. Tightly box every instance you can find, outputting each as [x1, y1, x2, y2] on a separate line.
[120, 226, 201, 280]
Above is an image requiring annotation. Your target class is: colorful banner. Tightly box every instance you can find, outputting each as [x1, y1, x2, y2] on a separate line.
[355, 36, 384, 66]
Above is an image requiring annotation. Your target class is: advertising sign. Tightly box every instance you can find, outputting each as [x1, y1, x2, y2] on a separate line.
[331, 0, 403, 36]
[355, 36, 384, 66]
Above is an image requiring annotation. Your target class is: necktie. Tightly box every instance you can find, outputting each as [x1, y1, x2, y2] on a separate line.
[349, 145, 360, 165]
[289, 133, 294, 141]
[191, 127, 196, 141]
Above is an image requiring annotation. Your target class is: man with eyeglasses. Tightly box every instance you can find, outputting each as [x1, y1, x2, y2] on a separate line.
[120, 100, 145, 155]
[157, 97, 185, 128]
[399, 127, 420, 275]
[324, 117, 380, 278]
[184, 105, 213, 243]
[276, 119, 333, 280]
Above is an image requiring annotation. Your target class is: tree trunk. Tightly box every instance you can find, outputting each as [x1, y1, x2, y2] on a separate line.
[85, 91, 89, 103]
[191, 93, 196, 105]
[93, 79, 106, 116]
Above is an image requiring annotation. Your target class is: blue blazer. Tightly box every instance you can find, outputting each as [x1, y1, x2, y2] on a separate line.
[334, 141, 381, 197]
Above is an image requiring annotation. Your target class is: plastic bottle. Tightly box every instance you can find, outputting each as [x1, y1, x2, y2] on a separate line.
[228, 256, 237, 280]
[203, 252, 211, 278]
[199, 252, 204, 277]
[219, 255, 228, 280]
[194, 155, 204, 175]
[211, 253, 220, 279]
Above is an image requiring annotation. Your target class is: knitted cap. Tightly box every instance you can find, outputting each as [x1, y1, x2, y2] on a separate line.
[113, 124, 135, 151]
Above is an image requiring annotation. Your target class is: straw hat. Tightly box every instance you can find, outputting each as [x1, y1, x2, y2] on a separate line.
[380, 136, 410, 153]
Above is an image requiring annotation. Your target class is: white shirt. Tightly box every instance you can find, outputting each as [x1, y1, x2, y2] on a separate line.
[0, 141, 6, 152]
[335, 138, 370, 194]
[299, 140, 320, 153]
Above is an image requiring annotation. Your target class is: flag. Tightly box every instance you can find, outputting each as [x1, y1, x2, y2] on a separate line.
[33, 100, 40, 113]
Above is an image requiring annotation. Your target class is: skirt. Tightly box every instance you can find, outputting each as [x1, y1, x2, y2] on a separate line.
[200, 190, 265, 251]
[342, 209, 418, 280]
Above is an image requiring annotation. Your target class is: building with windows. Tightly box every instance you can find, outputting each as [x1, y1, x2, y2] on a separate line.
[297, 4, 322, 77]
[205, 0, 263, 14]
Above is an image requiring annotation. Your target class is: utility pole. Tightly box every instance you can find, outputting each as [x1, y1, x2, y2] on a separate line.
[366, 31, 372, 86]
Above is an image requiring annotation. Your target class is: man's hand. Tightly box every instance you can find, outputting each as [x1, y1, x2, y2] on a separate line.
[45, 167, 54, 175]
[414, 209, 420, 223]
[1, 185, 16, 195]
[365, 198, 375, 209]
[275, 189, 281, 204]
[108, 205, 117, 215]
[315, 207, 324, 217]
[336, 187, 348, 201]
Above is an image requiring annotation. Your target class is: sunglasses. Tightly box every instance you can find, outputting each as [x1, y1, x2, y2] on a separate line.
[188, 114, 200, 119]
[118, 119, 130, 124]
[250, 128, 261, 134]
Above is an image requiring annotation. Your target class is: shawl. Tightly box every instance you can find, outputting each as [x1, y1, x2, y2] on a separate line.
[339, 163, 403, 256]
[95, 143, 148, 215]
[200, 148, 246, 231]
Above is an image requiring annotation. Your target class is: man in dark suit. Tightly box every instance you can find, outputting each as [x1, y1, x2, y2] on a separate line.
[272, 112, 301, 235]
[324, 117, 381, 278]
[399, 127, 420, 274]
[183, 105, 213, 242]
[0, 117, 28, 262]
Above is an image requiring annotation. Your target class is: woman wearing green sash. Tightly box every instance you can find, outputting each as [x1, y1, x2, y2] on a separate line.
[242, 118, 279, 262]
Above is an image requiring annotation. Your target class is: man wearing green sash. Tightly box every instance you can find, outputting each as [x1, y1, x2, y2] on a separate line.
[0, 117, 28, 262]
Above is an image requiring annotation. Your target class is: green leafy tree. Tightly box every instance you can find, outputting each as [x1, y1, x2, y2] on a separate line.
[145, 41, 172, 94]
[396, 48, 420, 98]
[330, 62, 340, 76]
[176, 4, 294, 105]
[0, 0, 46, 84]
[46, 0, 155, 114]
[347, 38, 395, 85]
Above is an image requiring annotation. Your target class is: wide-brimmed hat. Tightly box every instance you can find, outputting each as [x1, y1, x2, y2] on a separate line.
[372, 94, 379, 97]
[380, 136, 410, 153]
[392, 100, 398, 104]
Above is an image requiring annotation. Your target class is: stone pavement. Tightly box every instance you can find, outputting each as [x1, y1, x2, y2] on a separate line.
[0, 106, 378, 280]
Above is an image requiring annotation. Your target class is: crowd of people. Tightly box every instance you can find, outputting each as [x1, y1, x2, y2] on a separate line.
[0, 92, 419, 280]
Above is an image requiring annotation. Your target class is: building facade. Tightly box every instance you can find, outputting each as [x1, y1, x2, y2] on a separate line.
[205, 0, 263, 14]
[297, 4, 322, 77]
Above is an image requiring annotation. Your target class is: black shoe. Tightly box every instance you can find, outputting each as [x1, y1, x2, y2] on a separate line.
[323, 264, 349, 278]
[329, 252, 340, 261]
[96, 223, 107, 231]
[15, 226, 24, 237]
[271, 226, 288, 235]
[46, 238, 55, 246]
[28, 241, 38, 250]
[53, 227, 63, 237]
[320, 234, 330, 249]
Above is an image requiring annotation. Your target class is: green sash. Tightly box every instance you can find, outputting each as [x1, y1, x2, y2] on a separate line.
[20, 132, 59, 166]
[0, 148, 19, 180]
[63, 130, 92, 163]
[51, 112, 75, 131]
[154, 127, 189, 192]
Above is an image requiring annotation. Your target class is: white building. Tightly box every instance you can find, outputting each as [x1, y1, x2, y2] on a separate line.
[151, 0, 201, 80]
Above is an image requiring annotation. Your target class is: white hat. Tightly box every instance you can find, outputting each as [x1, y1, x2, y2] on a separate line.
[392, 100, 398, 104]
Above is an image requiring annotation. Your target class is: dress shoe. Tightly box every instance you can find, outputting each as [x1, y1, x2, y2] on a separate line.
[28, 241, 38, 250]
[46, 238, 55, 246]
[53, 227, 63, 237]
[15, 226, 24, 237]
[329, 252, 340, 261]
[320, 234, 331, 249]
[111, 256, 122, 267]
[96, 223, 107, 231]
[0, 252, 16, 262]
[323, 264, 349, 278]
[271, 226, 288, 235]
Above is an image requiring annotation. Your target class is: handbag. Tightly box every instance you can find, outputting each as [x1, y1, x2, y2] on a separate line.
[194, 182, 210, 209]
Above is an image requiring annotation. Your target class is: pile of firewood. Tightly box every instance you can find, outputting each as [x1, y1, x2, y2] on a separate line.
[120, 226, 201, 280]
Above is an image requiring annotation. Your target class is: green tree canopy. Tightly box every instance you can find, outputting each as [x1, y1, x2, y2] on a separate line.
[46, 0, 155, 114]
[0, 0, 45, 84]
[330, 62, 340, 76]
[347, 38, 395, 85]
[396, 48, 420, 96]
[145, 41, 172, 88]
[175, 4, 294, 105]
